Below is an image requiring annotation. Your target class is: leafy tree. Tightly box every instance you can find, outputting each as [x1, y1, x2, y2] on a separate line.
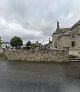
[31, 43, 36, 50]
[26, 41, 32, 50]
[10, 36, 23, 48]
[0, 37, 3, 47]
[0, 41, 3, 47]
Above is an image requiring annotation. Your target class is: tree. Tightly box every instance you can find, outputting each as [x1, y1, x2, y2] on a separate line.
[0, 37, 3, 47]
[10, 36, 23, 48]
[26, 41, 32, 50]
[0, 41, 3, 47]
[31, 43, 36, 50]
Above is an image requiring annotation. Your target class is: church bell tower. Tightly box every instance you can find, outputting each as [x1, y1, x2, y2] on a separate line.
[56, 21, 60, 32]
[57, 21, 60, 29]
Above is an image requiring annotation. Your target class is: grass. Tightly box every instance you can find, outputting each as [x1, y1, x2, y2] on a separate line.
[0, 53, 8, 60]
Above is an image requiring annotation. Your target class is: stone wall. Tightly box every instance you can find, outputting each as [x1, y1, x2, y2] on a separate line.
[52, 33, 60, 49]
[4, 48, 69, 62]
[52, 24, 80, 52]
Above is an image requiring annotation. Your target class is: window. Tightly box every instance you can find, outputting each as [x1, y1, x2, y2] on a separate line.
[72, 34, 75, 38]
[71, 41, 75, 47]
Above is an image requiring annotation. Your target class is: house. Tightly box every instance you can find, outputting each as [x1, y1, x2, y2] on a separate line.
[34, 41, 42, 50]
[52, 20, 80, 56]
[42, 38, 52, 50]
[1, 42, 11, 49]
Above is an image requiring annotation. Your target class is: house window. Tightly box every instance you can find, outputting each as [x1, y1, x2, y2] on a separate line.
[72, 34, 75, 38]
[71, 41, 75, 47]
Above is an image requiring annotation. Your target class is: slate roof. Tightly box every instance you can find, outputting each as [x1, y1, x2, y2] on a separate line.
[62, 31, 71, 36]
[3, 42, 10, 44]
[35, 41, 42, 47]
[53, 20, 80, 38]
[53, 28, 70, 34]
[71, 20, 80, 30]
[63, 20, 80, 35]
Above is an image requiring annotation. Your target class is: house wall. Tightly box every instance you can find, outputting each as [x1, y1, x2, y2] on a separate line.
[52, 24, 80, 51]
[57, 35, 80, 51]
[52, 33, 62, 49]
[57, 36, 71, 49]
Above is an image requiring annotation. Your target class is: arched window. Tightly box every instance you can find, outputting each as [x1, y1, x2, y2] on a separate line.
[71, 41, 75, 47]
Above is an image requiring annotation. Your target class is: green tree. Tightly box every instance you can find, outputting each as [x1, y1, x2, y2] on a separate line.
[0, 37, 3, 47]
[10, 36, 23, 48]
[0, 41, 3, 47]
[31, 43, 36, 50]
[26, 41, 32, 50]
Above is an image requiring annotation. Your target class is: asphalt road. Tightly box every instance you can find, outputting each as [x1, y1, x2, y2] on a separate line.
[0, 60, 80, 92]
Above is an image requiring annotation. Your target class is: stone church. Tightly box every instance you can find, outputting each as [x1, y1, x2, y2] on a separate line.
[52, 20, 80, 56]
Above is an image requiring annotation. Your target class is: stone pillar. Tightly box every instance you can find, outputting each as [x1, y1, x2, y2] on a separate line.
[63, 47, 70, 62]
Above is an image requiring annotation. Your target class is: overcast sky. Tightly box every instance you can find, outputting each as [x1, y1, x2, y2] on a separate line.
[0, 0, 80, 44]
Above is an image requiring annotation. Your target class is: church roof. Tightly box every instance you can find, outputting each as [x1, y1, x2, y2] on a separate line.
[71, 20, 80, 30]
[61, 28, 70, 33]
[53, 20, 80, 36]
[53, 28, 70, 34]
[62, 31, 71, 36]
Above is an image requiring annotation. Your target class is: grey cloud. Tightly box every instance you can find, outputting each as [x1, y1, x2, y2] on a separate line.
[0, 0, 80, 44]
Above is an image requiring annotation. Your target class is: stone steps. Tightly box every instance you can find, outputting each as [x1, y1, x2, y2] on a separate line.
[69, 55, 80, 62]
[69, 59, 80, 62]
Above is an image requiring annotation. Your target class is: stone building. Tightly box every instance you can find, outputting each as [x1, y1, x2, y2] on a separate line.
[52, 20, 80, 56]
[42, 38, 52, 50]
[1, 42, 10, 49]
[34, 41, 42, 50]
